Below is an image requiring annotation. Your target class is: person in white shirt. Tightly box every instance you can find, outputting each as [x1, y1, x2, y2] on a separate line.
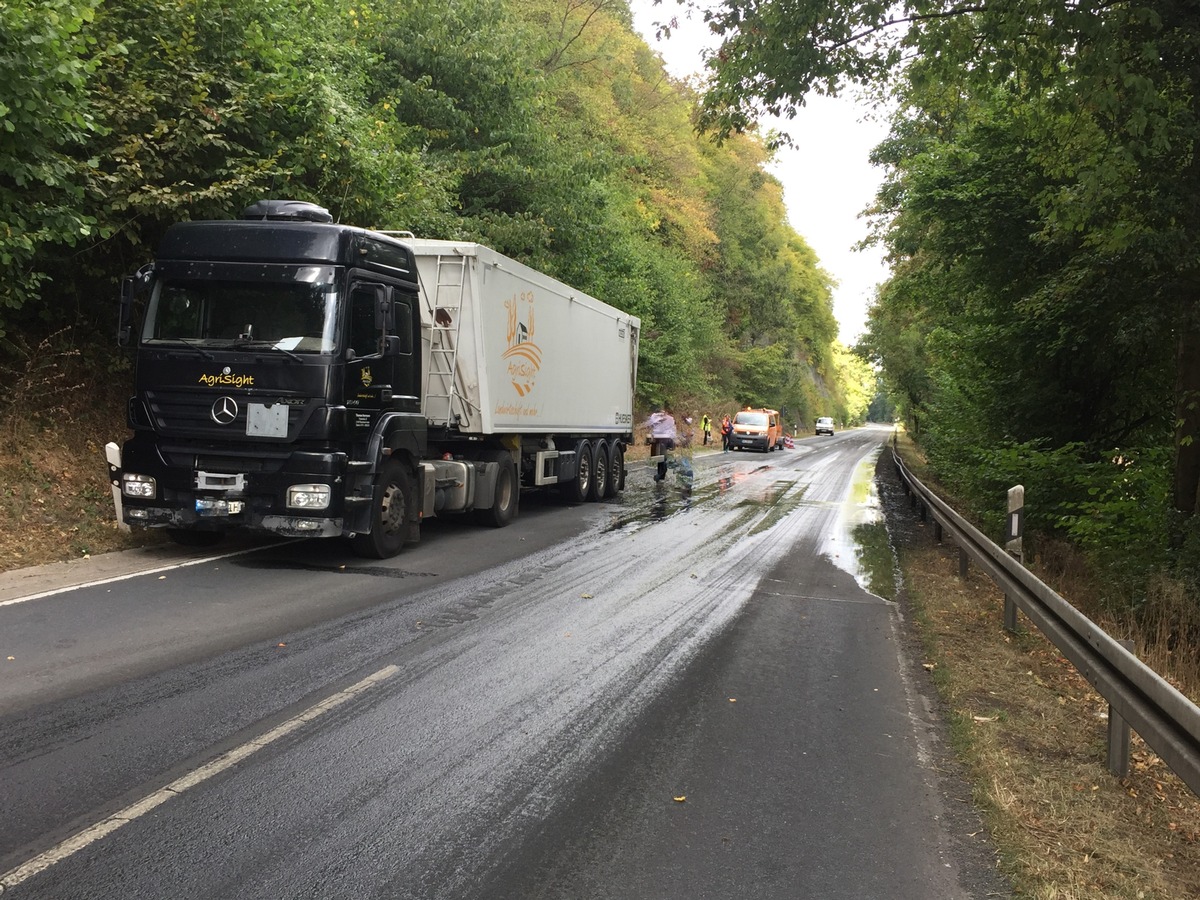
[644, 406, 678, 481]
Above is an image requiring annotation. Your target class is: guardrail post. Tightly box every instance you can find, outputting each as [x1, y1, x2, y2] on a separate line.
[958, 547, 969, 579]
[1003, 485, 1025, 633]
[934, 521, 943, 544]
[1107, 639, 1135, 778]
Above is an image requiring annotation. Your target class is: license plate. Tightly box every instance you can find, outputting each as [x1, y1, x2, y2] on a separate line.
[195, 498, 245, 516]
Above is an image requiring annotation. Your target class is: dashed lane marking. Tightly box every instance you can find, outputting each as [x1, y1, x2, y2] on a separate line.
[0, 664, 400, 892]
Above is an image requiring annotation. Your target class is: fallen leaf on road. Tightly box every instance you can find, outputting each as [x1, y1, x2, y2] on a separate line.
[673, 796, 686, 803]
[580, 593, 593, 599]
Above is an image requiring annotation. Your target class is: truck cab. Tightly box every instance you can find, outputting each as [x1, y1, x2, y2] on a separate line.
[113, 200, 427, 556]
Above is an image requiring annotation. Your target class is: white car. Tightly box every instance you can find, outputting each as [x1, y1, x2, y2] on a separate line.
[815, 416, 835, 436]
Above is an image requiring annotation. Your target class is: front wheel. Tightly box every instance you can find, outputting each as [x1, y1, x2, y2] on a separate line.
[352, 458, 413, 559]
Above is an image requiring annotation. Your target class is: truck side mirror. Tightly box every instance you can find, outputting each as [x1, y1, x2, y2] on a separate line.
[118, 264, 154, 347]
[118, 276, 135, 347]
[374, 291, 395, 331]
[380, 335, 402, 356]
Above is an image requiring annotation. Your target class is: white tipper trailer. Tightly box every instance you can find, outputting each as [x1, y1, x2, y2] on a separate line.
[109, 200, 641, 557]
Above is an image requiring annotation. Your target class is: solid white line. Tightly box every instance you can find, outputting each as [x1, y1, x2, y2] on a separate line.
[0, 664, 400, 891]
[0, 541, 296, 608]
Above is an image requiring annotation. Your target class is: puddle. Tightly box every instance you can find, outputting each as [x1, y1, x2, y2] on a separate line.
[826, 452, 899, 600]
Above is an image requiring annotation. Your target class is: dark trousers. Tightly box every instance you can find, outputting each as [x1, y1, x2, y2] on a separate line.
[652, 437, 674, 480]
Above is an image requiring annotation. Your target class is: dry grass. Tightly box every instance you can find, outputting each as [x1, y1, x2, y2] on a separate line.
[0, 337, 158, 572]
[891, 436, 1200, 899]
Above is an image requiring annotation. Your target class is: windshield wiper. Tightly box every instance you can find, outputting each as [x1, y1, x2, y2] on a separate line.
[230, 338, 303, 363]
[168, 338, 216, 360]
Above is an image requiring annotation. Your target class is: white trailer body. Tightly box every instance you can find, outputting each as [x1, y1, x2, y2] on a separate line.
[408, 240, 640, 436]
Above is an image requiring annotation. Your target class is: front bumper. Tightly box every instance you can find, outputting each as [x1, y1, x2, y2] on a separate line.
[112, 435, 352, 538]
[729, 434, 769, 451]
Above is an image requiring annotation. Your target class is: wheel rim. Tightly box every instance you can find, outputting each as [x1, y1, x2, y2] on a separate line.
[609, 445, 622, 492]
[578, 445, 591, 495]
[595, 446, 609, 496]
[380, 479, 405, 535]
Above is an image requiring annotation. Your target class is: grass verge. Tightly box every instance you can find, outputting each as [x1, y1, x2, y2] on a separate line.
[887, 436, 1200, 899]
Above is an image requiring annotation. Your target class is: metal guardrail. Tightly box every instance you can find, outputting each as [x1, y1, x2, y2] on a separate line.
[891, 448, 1200, 795]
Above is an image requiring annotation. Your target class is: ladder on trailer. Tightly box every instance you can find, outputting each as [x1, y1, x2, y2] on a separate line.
[422, 253, 477, 428]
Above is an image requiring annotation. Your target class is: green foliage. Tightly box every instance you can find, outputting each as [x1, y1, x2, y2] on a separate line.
[832, 342, 874, 424]
[0, 0, 106, 333]
[963, 441, 1173, 607]
[0, 0, 859, 427]
[690, 0, 1200, 592]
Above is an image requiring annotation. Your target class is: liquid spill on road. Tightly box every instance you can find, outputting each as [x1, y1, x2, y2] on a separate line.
[603, 477, 697, 532]
[603, 462, 791, 534]
[826, 452, 899, 600]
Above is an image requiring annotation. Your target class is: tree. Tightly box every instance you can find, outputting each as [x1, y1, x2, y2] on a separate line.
[693, 0, 1200, 515]
[0, 0, 106, 334]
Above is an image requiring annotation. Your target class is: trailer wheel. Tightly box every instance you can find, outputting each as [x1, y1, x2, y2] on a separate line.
[167, 528, 224, 548]
[591, 442, 610, 501]
[560, 439, 592, 503]
[608, 441, 625, 495]
[352, 458, 412, 559]
[477, 454, 518, 527]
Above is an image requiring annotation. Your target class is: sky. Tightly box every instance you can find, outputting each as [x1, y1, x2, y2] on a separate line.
[627, 1, 891, 345]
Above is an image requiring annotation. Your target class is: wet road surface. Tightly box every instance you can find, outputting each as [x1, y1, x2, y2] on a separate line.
[0, 426, 1006, 898]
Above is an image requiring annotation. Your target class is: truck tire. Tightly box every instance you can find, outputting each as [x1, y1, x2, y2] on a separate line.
[167, 528, 224, 548]
[590, 442, 610, 501]
[351, 457, 412, 558]
[605, 440, 623, 497]
[477, 454, 518, 527]
[560, 439, 593, 503]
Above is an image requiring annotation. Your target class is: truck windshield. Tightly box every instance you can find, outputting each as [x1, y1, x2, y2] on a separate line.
[141, 266, 339, 354]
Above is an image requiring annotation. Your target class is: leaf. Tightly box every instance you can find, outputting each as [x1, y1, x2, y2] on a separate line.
[673, 795, 686, 803]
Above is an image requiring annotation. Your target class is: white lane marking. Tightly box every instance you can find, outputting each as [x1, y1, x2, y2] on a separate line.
[0, 664, 400, 892]
[0, 541, 296, 608]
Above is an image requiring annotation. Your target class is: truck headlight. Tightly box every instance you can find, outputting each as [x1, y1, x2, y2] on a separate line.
[287, 484, 331, 510]
[121, 473, 156, 499]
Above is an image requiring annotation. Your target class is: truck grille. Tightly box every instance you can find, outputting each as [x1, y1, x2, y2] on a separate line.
[145, 390, 303, 439]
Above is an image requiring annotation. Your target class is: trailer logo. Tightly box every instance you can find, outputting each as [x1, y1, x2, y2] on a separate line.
[211, 396, 238, 425]
[502, 292, 541, 397]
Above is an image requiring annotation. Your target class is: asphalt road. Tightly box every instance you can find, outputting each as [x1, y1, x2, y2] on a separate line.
[0, 425, 1008, 899]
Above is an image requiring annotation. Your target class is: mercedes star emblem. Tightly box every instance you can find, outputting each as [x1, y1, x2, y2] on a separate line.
[211, 396, 238, 425]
